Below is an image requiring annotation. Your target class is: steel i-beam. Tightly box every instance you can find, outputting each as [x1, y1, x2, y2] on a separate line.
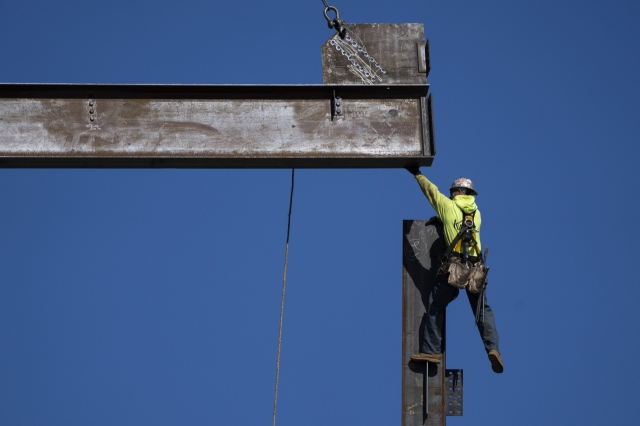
[0, 24, 435, 168]
[403, 218, 464, 425]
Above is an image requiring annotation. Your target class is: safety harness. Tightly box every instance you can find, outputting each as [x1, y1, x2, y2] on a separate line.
[445, 210, 481, 261]
[439, 208, 490, 325]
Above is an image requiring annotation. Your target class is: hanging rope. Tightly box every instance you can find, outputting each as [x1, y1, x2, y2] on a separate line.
[272, 169, 295, 426]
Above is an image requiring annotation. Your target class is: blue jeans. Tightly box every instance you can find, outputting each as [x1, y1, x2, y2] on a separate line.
[422, 277, 500, 354]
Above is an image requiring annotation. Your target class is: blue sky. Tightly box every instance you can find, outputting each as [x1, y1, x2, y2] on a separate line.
[1, 1, 639, 425]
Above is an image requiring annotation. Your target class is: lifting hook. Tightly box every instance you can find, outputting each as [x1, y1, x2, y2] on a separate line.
[323, 5, 347, 38]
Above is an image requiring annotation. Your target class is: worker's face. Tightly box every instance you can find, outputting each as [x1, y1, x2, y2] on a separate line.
[449, 189, 467, 200]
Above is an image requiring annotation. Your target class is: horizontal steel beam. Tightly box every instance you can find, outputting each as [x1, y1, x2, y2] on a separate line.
[0, 84, 434, 168]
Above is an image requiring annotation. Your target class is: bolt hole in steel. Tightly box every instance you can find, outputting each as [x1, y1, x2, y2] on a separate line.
[381, 69, 386, 73]
[89, 109, 95, 114]
[358, 47, 363, 51]
[371, 78, 375, 81]
[90, 116, 95, 122]
[449, 402, 453, 406]
[89, 100, 94, 106]
[330, 40, 335, 45]
[449, 411, 453, 414]
[449, 394, 453, 398]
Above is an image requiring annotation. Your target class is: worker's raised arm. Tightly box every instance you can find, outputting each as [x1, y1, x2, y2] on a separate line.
[404, 166, 451, 218]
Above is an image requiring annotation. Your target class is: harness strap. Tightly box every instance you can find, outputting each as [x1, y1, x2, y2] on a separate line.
[443, 210, 478, 258]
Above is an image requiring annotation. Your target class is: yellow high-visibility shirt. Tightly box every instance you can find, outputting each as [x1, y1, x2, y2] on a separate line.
[415, 174, 482, 257]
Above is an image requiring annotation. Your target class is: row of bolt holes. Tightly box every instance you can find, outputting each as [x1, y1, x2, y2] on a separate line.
[88, 96, 96, 121]
[448, 373, 461, 414]
[330, 39, 386, 82]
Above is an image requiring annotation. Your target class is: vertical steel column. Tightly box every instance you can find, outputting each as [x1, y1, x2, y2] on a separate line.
[402, 218, 446, 426]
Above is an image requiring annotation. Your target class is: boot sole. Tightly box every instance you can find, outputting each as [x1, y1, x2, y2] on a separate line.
[488, 353, 504, 373]
[410, 355, 441, 364]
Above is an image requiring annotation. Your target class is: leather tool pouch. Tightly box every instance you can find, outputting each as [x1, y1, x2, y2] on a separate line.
[445, 257, 487, 293]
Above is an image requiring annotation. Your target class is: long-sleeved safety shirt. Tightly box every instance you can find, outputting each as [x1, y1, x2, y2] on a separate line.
[415, 174, 482, 256]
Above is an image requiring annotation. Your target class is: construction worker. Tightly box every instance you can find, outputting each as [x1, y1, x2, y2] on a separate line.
[405, 166, 504, 374]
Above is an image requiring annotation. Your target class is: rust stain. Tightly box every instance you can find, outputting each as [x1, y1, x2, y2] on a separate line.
[0, 86, 432, 166]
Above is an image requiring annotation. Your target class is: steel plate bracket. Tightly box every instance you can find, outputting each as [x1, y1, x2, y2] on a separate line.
[445, 369, 463, 416]
[331, 90, 343, 120]
[417, 40, 431, 76]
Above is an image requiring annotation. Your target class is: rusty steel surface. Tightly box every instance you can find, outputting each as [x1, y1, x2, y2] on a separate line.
[0, 84, 433, 168]
[322, 24, 427, 85]
[403, 218, 446, 426]
[0, 23, 437, 168]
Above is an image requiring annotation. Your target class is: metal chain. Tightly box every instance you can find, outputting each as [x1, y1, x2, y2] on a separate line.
[272, 169, 295, 426]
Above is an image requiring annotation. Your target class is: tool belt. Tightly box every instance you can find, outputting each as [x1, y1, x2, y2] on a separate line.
[444, 256, 487, 293]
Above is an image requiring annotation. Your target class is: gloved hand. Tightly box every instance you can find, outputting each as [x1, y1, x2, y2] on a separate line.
[404, 165, 421, 176]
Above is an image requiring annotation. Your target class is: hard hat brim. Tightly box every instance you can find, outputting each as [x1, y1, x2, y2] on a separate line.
[450, 186, 478, 196]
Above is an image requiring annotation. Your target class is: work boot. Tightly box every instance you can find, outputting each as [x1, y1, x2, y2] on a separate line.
[410, 353, 441, 363]
[488, 350, 504, 374]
